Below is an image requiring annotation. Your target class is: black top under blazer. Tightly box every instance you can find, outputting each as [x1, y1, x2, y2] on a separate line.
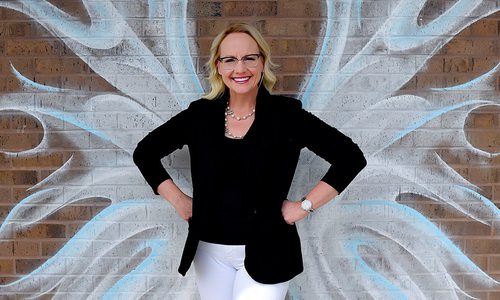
[133, 87, 367, 284]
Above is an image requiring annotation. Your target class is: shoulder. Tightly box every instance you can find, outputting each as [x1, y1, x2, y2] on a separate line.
[187, 97, 220, 108]
[184, 97, 224, 114]
[264, 94, 303, 111]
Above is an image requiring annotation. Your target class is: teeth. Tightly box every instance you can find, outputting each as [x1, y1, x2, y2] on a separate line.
[233, 77, 250, 82]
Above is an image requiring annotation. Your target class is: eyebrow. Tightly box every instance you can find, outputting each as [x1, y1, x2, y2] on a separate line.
[219, 54, 259, 58]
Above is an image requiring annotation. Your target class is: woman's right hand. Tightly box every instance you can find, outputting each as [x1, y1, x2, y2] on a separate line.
[157, 179, 193, 221]
[173, 195, 193, 221]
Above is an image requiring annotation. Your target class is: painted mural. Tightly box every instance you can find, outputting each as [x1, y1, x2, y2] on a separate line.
[0, 0, 498, 299]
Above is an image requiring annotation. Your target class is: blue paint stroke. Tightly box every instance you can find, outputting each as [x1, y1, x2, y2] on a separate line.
[0, 200, 167, 294]
[287, 281, 302, 300]
[148, 0, 158, 19]
[363, 200, 496, 276]
[347, 238, 408, 300]
[163, 0, 204, 107]
[387, 0, 482, 51]
[10, 62, 65, 92]
[391, 100, 485, 145]
[357, 200, 494, 277]
[45, 111, 111, 141]
[102, 239, 168, 299]
[456, 185, 500, 216]
[356, 0, 363, 28]
[431, 62, 500, 91]
[301, 0, 334, 108]
[0, 189, 54, 234]
[10, 0, 124, 49]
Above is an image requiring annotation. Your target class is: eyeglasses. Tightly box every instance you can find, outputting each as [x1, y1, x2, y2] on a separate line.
[218, 54, 261, 70]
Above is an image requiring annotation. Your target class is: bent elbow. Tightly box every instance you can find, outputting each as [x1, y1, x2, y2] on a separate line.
[132, 141, 145, 167]
[353, 145, 367, 175]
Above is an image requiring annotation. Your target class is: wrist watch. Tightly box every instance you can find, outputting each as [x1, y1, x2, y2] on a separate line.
[300, 197, 314, 213]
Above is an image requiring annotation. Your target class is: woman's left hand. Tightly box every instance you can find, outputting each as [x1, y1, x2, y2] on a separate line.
[281, 200, 309, 225]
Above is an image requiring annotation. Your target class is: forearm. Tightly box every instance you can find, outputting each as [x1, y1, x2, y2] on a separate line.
[158, 179, 188, 203]
[282, 181, 339, 225]
[303, 180, 338, 211]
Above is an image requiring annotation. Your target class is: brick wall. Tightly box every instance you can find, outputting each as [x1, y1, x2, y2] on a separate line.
[0, 1, 498, 299]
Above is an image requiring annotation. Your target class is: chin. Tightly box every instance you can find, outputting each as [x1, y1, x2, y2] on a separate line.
[228, 83, 259, 95]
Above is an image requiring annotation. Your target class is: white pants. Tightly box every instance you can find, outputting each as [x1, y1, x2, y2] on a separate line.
[193, 241, 289, 300]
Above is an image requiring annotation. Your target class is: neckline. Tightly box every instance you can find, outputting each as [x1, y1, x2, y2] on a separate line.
[224, 112, 257, 141]
[218, 86, 269, 141]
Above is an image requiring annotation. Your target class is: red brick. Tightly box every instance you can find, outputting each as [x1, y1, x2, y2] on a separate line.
[5, 57, 35, 77]
[46, 205, 92, 221]
[467, 255, 489, 271]
[471, 112, 495, 128]
[197, 20, 231, 36]
[490, 256, 500, 272]
[0, 170, 38, 185]
[35, 57, 90, 74]
[15, 258, 45, 275]
[441, 39, 474, 55]
[41, 241, 66, 257]
[470, 19, 499, 37]
[189, 1, 223, 17]
[13, 241, 39, 257]
[282, 75, 305, 92]
[12, 152, 65, 168]
[0, 188, 11, 204]
[15, 223, 66, 239]
[0, 133, 43, 152]
[10, 111, 42, 130]
[278, 0, 324, 17]
[6, 39, 64, 57]
[0, 241, 13, 256]
[0, 259, 14, 275]
[443, 57, 471, 73]
[465, 239, 500, 255]
[0, 276, 21, 285]
[223, 2, 277, 17]
[5, 21, 34, 38]
[0, 154, 11, 169]
[0, 205, 13, 219]
[471, 39, 499, 56]
[12, 188, 31, 203]
[421, 57, 444, 73]
[466, 167, 494, 184]
[256, 19, 311, 37]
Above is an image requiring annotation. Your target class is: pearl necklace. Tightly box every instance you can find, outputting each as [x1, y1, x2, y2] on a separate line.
[224, 104, 255, 139]
[225, 105, 256, 121]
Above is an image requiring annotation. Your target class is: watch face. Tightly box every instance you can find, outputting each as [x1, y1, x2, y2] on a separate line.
[301, 199, 312, 211]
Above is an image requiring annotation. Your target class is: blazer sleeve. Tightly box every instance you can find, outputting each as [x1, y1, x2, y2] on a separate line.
[296, 102, 367, 194]
[133, 104, 193, 195]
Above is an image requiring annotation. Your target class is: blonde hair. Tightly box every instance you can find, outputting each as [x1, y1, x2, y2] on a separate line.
[203, 23, 278, 100]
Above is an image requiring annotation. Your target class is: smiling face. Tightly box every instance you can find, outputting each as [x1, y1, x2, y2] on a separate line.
[217, 32, 264, 99]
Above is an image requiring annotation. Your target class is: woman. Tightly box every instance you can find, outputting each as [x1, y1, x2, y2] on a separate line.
[133, 23, 366, 300]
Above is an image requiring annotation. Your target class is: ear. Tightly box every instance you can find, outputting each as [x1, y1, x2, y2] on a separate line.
[216, 61, 222, 75]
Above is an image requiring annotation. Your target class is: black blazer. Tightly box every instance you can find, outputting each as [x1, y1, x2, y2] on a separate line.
[133, 87, 366, 284]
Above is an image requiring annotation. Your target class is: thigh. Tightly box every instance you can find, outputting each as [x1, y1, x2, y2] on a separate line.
[233, 267, 289, 300]
[193, 242, 236, 300]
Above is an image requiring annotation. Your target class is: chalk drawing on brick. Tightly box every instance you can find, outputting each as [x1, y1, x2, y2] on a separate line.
[0, 0, 498, 299]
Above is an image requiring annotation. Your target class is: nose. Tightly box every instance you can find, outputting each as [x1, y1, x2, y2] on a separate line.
[233, 60, 247, 72]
